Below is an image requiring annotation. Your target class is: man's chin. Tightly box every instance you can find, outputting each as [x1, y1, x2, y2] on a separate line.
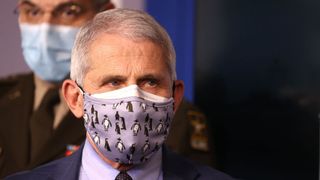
[86, 133, 133, 171]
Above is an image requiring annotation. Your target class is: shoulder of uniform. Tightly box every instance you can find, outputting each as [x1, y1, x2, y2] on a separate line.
[0, 73, 32, 84]
[180, 99, 211, 152]
[181, 99, 206, 118]
[0, 73, 33, 97]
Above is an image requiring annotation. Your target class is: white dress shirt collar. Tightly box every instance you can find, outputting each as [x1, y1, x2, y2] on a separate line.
[79, 139, 163, 180]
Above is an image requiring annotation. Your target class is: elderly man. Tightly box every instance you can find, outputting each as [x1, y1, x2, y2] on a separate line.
[1, 0, 214, 178]
[6, 9, 233, 180]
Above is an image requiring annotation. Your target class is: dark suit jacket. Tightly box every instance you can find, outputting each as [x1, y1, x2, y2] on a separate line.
[5, 145, 233, 180]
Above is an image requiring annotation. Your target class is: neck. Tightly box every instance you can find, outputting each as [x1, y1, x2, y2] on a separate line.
[86, 133, 133, 171]
[34, 75, 61, 89]
[33, 74, 61, 110]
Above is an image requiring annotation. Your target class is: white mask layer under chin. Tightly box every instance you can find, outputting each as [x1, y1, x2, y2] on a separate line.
[91, 85, 171, 103]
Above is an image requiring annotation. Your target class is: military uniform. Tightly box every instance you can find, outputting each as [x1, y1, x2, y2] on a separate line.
[166, 99, 214, 167]
[0, 73, 213, 178]
[0, 73, 86, 178]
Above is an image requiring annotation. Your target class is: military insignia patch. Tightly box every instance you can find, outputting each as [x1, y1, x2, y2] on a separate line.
[65, 145, 80, 156]
[188, 110, 210, 152]
[8, 90, 21, 100]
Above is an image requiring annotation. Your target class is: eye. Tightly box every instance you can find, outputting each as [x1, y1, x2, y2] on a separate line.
[145, 79, 158, 87]
[138, 78, 165, 95]
[17, 5, 42, 19]
[140, 78, 159, 89]
[109, 80, 121, 87]
[57, 5, 82, 19]
[27, 8, 41, 17]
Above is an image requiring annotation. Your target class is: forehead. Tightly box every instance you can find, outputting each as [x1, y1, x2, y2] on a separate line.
[87, 33, 170, 76]
[19, 0, 93, 8]
[90, 34, 164, 61]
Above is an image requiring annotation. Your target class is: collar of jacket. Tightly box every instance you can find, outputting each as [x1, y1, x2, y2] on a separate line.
[6, 144, 201, 180]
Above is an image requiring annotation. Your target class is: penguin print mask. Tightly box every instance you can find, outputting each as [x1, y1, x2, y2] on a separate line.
[80, 85, 174, 165]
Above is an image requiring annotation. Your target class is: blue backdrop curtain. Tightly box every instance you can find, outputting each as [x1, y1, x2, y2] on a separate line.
[146, 0, 195, 102]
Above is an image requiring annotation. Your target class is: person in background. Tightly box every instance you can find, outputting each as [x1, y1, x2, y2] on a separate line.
[6, 9, 233, 179]
[0, 0, 114, 177]
[0, 0, 213, 178]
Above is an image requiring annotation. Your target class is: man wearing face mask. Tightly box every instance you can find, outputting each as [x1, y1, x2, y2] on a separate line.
[6, 9, 234, 180]
[0, 0, 114, 178]
[0, 0, 215, 178]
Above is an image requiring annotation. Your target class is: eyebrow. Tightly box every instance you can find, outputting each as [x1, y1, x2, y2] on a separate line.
[99, 75, 126, 84]
[17, 0, 37, 8]
[137, 74, 162, 83]
[98, 74, 164, 84]
[53, 2, 85, 13]
[17, 1, 85, 12]
[14, 1, 37, 14]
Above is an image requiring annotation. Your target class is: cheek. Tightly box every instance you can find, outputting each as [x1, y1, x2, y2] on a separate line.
[82, 74, 95, 92]
[160, 78, 174, 98]
[157, 83, 174, 98]
[141, 81, 172, 98]
[155, 89, 171, 98]
[18, 16, 25, 23]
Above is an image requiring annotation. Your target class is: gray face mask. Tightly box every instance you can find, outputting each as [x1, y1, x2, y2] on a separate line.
[80, 85, 175, 165]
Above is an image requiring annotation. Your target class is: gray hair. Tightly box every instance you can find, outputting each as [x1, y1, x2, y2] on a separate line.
[70, 8, 176, 86]
[93, 0, 110, 7]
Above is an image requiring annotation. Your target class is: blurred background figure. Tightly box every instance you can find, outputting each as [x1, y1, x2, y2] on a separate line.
[0, 0, 115, 177]
[0, 0, 214, 178]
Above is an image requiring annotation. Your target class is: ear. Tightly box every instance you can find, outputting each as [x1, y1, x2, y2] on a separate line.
[98, 2, 115, 12]
[173, 80, 184, 113]
[62, 79, 84, 118]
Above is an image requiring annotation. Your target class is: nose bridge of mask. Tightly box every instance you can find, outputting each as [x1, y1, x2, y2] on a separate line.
[20, 23, 41, 48]
[20, 23, 79, 62]
[91, 85, 170, 103]
[41, 23, 50, 53]
[50, 24, 79, 61]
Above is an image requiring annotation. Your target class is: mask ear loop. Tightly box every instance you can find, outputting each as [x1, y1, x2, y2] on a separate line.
[172, 81, 176, 107]
[172, 81, 176, 109]
[172, 81, 176, 98]
[75, 81, 85, 95]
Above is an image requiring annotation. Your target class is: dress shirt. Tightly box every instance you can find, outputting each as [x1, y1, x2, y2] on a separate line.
[79, 139, 163, 180]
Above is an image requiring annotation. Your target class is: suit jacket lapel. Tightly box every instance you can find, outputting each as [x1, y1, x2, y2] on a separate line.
[36, 143, 84, 180]
[40, 145, 200, 180]
[162, 146, 200, 180]
[55, 144, 84, 180]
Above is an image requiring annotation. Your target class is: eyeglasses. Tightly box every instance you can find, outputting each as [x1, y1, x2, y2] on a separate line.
[14, 1, 93, 25]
